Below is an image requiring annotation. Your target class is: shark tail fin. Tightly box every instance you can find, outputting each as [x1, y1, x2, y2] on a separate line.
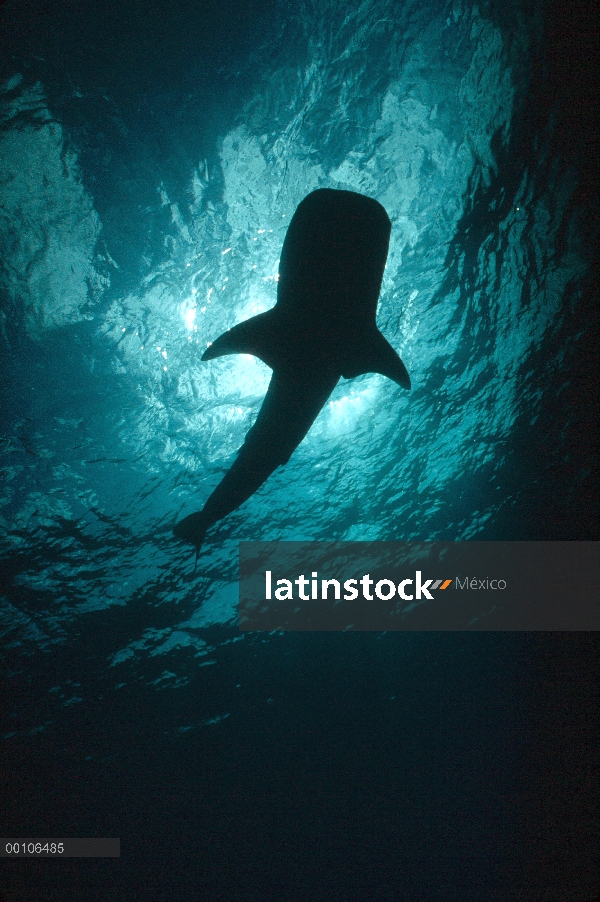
[342, 329, 411, 390]
[173, 511, 208, 550]
[202, 310, 277, 369]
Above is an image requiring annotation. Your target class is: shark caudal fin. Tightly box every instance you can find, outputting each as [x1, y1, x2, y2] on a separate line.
[342, 329, 411, 390]
[201, 310, 278, 369]
[173, 511, 209, 549]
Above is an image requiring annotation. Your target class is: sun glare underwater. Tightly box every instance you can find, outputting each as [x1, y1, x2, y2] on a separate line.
[1, 0, 596, 636]
[0, 0, 598, 898]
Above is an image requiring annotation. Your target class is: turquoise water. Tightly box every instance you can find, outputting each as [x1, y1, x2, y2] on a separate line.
[0, 1, 598, 900]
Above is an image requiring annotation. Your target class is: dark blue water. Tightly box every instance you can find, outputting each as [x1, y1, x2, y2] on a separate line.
[0, 1, 598, 900]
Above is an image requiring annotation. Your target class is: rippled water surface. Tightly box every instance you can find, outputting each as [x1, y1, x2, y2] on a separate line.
[0, 0, 598, 899]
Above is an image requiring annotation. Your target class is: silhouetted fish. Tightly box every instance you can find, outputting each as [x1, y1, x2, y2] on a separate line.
[174, 188, 410, 549]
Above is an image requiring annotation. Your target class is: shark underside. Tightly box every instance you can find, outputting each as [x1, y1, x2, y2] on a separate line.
[173, 188, 410, 550]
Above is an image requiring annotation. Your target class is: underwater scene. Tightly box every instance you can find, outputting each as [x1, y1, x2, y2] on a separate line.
[0, 0, 598, 899]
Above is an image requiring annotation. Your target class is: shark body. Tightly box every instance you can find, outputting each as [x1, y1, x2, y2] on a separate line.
[173, 188, 410, 549]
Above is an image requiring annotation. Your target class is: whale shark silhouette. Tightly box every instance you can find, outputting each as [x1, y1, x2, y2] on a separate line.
[173, 188, 410, 550]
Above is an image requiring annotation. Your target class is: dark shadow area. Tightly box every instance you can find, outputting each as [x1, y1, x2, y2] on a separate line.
[432, 0, 599, 539]
[1, 632, 598, 901]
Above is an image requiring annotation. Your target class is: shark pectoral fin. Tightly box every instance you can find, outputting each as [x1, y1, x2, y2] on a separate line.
[201, 310, 278, 368]
[342, 330, 411, 390]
